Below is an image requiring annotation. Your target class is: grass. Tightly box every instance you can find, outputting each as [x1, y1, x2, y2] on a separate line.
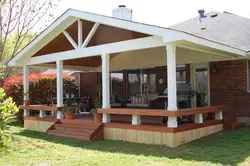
[1, 123, 250, 166]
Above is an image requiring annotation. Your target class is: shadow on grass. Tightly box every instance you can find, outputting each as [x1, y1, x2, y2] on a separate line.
[16, 126, 250, 166]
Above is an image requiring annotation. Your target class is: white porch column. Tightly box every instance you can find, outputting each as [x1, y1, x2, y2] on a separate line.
[56, 60, 64, 119]
[23, 65, 30, 116]
[166, 44, 178, 128]
[194, 113, 203, 123]
[101, 53, 111, 123]
[132, 115, 141, 125]
[215, 111, 223, 120]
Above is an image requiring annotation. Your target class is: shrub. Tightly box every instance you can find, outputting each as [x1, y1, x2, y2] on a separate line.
[3, 74, 78, 105]
[0, 88, 19, 147]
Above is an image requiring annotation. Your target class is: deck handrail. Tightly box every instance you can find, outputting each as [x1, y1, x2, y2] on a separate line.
[20, 105, 62, 111]
[98, 106, 228, 117]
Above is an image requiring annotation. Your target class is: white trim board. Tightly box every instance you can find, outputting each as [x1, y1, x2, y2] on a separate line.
[8, 9, 247, 67]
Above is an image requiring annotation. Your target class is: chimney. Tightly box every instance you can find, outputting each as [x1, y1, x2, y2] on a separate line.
[112, 5, 132, 21]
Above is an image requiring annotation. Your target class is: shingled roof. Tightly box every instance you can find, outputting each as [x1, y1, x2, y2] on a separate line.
[170, 11, 250, 52]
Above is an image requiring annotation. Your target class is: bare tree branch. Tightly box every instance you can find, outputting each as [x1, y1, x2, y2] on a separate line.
[0, 0, 60, 78]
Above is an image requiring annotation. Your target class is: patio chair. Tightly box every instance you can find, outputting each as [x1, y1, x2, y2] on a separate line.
[78, 97, 91, 115]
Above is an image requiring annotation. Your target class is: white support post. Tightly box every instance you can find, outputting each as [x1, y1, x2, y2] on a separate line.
[132, 115, 141, 125]
[39, 110, 47, 118]
[23, 65, 30, 116]
[166, 44, 178, 128]
[56, 60, 64, 119]
[78, 19, 82, 47]
[215, 111, 223, 120]
[101, 53, 111, 123]
[194, 113, 203, 123]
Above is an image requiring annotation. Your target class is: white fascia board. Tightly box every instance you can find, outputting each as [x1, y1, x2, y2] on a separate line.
[26, 36, 164, 65]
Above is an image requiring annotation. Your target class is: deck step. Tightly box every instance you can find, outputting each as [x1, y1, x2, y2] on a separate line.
[223, 116, 237, 123]
[230, 122, 246, 131]
[54, 124, 96, 133]
[47, 130, 90, 140]
[47, 120, 103, 141]
[223, 121, 245, 131]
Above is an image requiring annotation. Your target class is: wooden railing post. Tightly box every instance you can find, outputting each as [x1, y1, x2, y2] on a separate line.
[215, 111, 223, 120]
[39, 110, 47, 118]
[194, 113, 203, 123]
[132, 115, 141, 125]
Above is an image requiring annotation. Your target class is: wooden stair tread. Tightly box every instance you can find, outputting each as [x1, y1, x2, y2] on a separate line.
[47, 130, 90, 140]
[46, 120, 104, 141]
[53, 127, 95, 134]
[223, 116, 237, 123]
[48, 130, 92, 137]
[54, 124, 98, 129]
[223, 121, 245, 131]
[60, 120, 102, 127]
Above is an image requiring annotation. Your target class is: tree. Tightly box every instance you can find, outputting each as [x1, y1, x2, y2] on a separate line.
[0, 0, 60, 77]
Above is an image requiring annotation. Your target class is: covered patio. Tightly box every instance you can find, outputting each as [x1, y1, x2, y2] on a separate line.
[9, 9, 246, 147]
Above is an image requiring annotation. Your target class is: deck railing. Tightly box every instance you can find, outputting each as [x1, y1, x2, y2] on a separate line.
[98, 106, 228, 128]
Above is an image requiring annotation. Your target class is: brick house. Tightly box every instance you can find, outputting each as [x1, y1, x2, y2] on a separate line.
[7, 6, 250, 146]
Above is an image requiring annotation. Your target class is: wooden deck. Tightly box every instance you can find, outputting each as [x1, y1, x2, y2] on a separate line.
[23, 106, 227, 147]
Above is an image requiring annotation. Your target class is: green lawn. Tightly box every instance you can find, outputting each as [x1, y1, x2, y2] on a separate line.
[1, 124, 250, 166]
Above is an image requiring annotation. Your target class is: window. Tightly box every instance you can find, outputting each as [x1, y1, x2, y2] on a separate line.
[110, 72, 123, 103]
[127, 69, 156, 97]
[127, 70, 141, 97]
[142, 69, 156, 94]
[176, 65, 186, 83]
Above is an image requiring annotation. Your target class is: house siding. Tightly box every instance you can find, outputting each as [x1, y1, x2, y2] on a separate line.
[210, 59, 250, 117]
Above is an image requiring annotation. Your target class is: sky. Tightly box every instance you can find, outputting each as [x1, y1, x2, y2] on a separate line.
[51, 0, 250, 28]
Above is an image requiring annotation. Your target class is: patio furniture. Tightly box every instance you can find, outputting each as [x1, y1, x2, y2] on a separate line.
[78, 97, 91, 115]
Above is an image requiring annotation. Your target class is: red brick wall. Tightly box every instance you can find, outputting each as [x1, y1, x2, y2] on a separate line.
[210, 60, 250, 117]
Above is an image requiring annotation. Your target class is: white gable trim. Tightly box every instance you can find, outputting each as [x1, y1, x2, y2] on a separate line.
[8, 9, 247, 67]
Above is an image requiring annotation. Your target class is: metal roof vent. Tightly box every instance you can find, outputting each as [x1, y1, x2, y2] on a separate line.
[198, 9, 206, 22]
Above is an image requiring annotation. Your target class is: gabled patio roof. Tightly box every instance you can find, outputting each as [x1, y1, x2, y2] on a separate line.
[8, 9, 247, 68]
